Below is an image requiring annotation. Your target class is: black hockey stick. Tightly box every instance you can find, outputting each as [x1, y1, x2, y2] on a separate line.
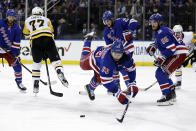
[20, 63, 57, 85]
[116, 99, 130, 123]
[44, 59, 63, 97]
[0, 47, 57, 86]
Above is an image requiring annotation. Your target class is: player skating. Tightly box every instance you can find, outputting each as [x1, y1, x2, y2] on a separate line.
[80, 33, 138, 104]
[0, 9, 26, 92]
[146, 13, 188, 105]
[172, 25, 196, 88]
[23, 7, 68, 94]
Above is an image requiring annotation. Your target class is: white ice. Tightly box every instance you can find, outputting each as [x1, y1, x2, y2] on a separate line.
[0, 64, 195, 131]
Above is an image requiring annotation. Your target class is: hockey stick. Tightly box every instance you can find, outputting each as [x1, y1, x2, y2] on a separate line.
[139, 81, 158, 91]
[0, 46, 57, 86]
[21, 63, 57, 85]
[44, 59, 63, 97]
[116, 99, 130, 123]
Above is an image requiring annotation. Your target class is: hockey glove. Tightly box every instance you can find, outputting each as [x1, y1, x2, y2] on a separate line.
[114, 89, 129, 105]
[125, 85, 138, 98]
[146, 43, 156, 56]
[154, 56, 166, 67]
[123, 30, 133, 41]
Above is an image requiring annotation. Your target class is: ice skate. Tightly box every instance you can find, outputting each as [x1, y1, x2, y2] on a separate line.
[157, 92, 173, 106]
[15, 79, 27, 92]
[33, 80, 39, 95]
[84, 32, 95, 41]
[174, 81, 181, 89]
[57, 69, 68, 87]
[85, 84, 95, 100]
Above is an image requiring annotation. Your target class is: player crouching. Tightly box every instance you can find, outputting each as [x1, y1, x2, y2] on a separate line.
[80, 32, 138, 105]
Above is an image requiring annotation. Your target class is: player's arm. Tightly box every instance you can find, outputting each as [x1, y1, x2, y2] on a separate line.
[103, 28, 113, 45]
[22, 23, 30, 39]
[11, 25, 22, 57]
[121, 18, 138, 41]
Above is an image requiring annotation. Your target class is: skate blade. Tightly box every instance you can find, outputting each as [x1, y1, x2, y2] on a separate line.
[157, 101, 174, 106]
[19, 90, 27, 93]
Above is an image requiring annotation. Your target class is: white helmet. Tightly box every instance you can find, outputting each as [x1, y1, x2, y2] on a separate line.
[173, 25, 183, 33]
[32, 7, 43, 15]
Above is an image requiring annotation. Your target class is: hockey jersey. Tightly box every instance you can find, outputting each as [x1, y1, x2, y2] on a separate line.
[23, 15, 54, 40]
[154, 26, 189, 58]
[0, 19, 21, 56]
[89, 46, 135, 93]
[181, 32, 196, 53]
[103, 18, 138, 53]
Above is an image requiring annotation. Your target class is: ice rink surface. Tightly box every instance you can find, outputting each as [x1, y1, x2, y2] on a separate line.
[0, 64, 195, 131]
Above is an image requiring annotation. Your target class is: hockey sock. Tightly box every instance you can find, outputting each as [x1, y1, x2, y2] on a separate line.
[52, 60, 64, 74]
[89, 76, 99, 91]
[13, 61, 22, 84]
[175, 67, 182, 82]
[32, 61, 42, 83]
[81, 41, 91, 57]
[156, 68, 170, 95]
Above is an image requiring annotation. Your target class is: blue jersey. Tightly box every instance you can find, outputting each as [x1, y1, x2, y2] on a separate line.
[90, 46, 135, 93]
[154, 26, 188, 58]
[0, 19, 21, 56]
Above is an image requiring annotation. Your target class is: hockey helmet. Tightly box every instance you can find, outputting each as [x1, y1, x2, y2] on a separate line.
[111, 41, 124, 53]
[149, 13, 163, 23]
[6, 9, 16, 17]
[32, 7, 44, 15]
[173, 25, 183, 33]
[102, 11, 114, 25]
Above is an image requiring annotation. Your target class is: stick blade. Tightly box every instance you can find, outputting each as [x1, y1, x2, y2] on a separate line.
[116, 118, 123, 123]
[51, 91, 63, 97]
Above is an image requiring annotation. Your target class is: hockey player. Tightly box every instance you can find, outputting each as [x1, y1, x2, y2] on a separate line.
[22, 7, 68, 94]
[146, 13, 188, 105]
[0, 9, 26, 91]
[102, 11, 138, 88]
[172, 25, 196, 88]
[102, 11, 138, 54]
[80, 34, 138, 105]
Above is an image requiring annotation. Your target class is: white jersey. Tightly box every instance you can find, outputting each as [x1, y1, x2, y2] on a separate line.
[182, 32, 196, 54]
[23, 15, 54, 40]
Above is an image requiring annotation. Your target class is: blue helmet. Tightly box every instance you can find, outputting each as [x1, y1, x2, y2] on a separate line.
[6, 9, 16, 17]
[149, 13, 163, 22]
[102, 11, 114, 25]
[111, 41, 124, 53]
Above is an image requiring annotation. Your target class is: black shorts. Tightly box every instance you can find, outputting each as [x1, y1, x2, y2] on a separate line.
[31, 36, 61, 63]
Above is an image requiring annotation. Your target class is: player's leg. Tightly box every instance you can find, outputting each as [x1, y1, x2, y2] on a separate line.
[12, 61, 27, 91]
[157, 54, 187, 105]
[85, 72, 101, 100]
[155, 68, 173, 105]
[174, 66, 182, 89]
[31, 38, 44, 93]
[45, 37, 68, 87]
[3, 53, 26, 91]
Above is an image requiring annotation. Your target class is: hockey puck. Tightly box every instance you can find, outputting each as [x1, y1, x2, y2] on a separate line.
[80, 115, 85, 118]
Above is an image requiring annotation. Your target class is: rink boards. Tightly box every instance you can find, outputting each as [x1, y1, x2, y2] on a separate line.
[1, 40, 191, 66]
